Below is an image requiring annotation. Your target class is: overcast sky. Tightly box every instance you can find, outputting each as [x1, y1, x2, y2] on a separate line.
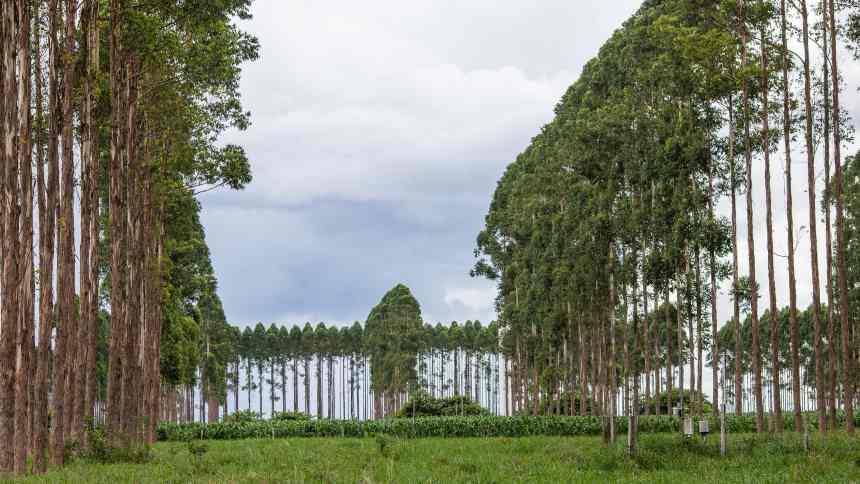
[200, 0, 860, 344]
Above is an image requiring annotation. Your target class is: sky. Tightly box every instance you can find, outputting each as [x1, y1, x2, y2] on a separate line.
[200, 0, 860, 355]
[200, 0, 644, 328]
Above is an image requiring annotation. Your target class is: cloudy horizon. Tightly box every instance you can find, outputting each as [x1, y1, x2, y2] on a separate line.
[200, 0, 860, 350]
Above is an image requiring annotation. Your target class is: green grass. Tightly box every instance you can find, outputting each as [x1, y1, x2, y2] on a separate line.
[10, 432, 860, 483]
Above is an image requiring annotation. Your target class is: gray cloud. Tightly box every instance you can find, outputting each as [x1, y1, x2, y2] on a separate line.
[200, 0, 860, 375]
[201, 0, 642, 328]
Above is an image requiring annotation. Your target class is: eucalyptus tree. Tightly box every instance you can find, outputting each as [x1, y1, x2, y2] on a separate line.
[796, 0, 829, 433]
[779, 0, 804, 432]
[365, 284, 423, 417]
[301, 323, 314, 414]
[314, 322, 327, 418]
[289, 325, 302, 412]
[828, 0, 853, 434]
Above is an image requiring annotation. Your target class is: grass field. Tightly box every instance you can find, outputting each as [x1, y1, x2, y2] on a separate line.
[11, 432, 860, 483]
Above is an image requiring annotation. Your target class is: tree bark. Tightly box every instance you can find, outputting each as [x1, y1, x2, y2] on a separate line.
[828, 0, 854, 434]
[761, 25, 783, 432]
[14, 0, 34, 472]
[740, 0, 765, 431]
[33, 0, 60, 469]
[107, 0, 129, 443]
[780, 0, 803, 433]
[0, 0, 20, 474]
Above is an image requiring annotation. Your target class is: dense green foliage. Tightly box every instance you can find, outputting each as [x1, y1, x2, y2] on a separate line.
[396, 391, 490, 418]
[154, 413, 860, 441]
[364, 285, 425, 397]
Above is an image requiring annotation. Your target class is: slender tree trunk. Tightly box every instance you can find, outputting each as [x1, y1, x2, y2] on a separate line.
[122, 55, 144, 440]
[74, 0, 100, 441]
[33, 0, 60, 468]
[608, 248, 616, 443]
[728, 90, 743, 416]
[316, 357, 322, 418]
[761, 25, 783, 431]
[740, 0, 764, 432]
[107, 0, 130, 443]
[292, 359, 298, 412]
[629, 271, 640, 457]
[654, 291, 661, 415]
[665, 290, 673, 414]
[0, 3, 15, 472]
[799, 0, 826, 432]
[779, 0, 803, 433]
[821, 0, 838, 431]
[828, 0, 854, 434]
[708, 150, 719, 415]
[14, 0, 34, 472]
[52, 0, 77, 459]
[695, 248, 703, 417]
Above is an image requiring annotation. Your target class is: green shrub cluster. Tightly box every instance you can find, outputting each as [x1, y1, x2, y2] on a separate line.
[157, 412, 860, 442]
[272, 411, 311, 421]
[221, 409, 261, 424]
[395, 391, 490, 418]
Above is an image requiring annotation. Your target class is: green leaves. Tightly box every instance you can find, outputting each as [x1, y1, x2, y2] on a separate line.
[156, 413, 858, 441]
[365, 285, 424, 396]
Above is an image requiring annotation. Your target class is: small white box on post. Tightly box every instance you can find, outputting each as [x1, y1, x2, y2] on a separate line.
[683, 417, 694, 438]
[698, 419, 709, 440]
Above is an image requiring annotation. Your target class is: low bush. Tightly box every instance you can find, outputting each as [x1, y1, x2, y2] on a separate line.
[155, 412, 860, 442]
[272, 411, 311, 421]
[82, 426, 153, 464]
[221, 409, 260, 424]
[395, 391, 490, 418]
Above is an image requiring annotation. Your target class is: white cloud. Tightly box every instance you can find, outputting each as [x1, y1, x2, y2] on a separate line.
[443, 285, 496, 318]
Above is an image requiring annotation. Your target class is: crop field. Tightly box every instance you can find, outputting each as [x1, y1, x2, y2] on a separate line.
[14, 432, 860, 483]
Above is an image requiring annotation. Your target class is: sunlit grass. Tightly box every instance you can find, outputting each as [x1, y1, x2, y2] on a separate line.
[12, 432, 860, 483]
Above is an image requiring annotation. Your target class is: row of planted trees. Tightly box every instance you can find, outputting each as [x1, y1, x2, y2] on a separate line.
[0, 0, 257, 476]
[179, 292, 836, 424]
[182, 285, 506, 422]
[473, 0, 860, 454]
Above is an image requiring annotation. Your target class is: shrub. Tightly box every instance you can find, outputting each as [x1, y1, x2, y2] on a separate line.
[272, 411, 311, 421]
[395, 390, 490, 418]
[155, 412, 860, 442]
[82, 426, 152, 464]
[641, 389, 713, 415]
[222, 409, 261, 424]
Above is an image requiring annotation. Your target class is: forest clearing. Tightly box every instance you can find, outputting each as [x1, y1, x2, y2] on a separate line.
[5, 0, 860, 481]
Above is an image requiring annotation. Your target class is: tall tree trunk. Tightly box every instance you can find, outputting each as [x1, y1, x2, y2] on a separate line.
[708, 150, 719, 415]
[828, 0, 854, 434]
[14, 0, 34, 472]
[695, 248, 703, 417]
[316, 357, 322, 418]
[33, 0, 60, 468]
[52, 0, 77, 460]
[740, 0, 765, 431]
[665, 290, 673, 414]
[761, 25, 783, 432]
[821, 0, 837, 431]
[0, 4, 12, 472]
[121, 56, 142, 440]
[75, 0, 100, 441]
[780, 0, 803, 433]
[107, 0, 130, 444]
[729, 91, 743, 417]
[799, 0, 826, 432]
[292, 360, 298, 412]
